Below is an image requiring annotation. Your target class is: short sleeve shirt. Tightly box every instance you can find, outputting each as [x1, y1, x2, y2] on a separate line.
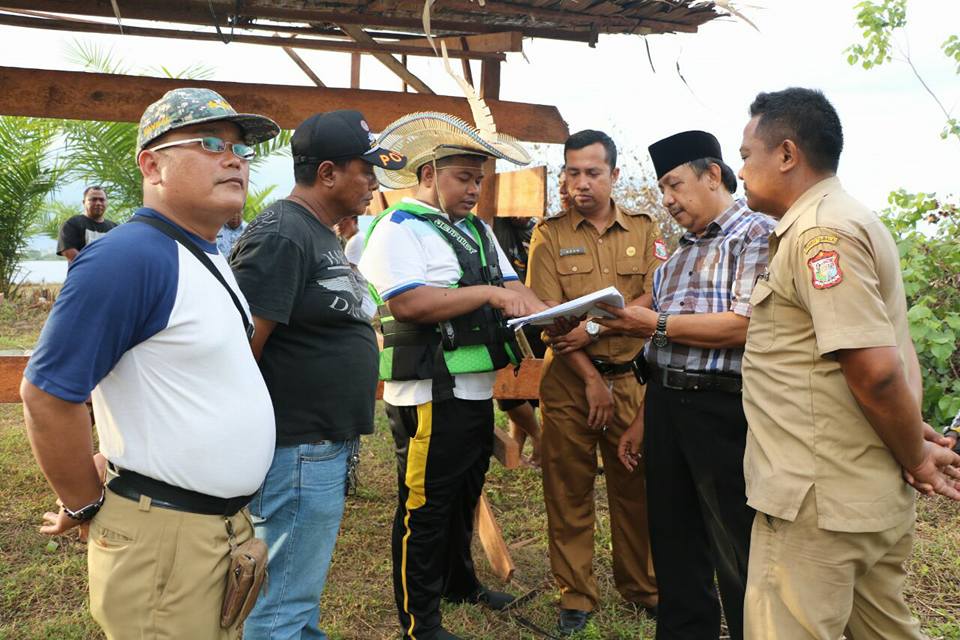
[26, 209, 275, 498]
[358, 198, 519, 407]
[56, 215, 118, 255]
[526, 200, 664, 363]
[230, 200, 379, 445]
[742, 177, 915, 533]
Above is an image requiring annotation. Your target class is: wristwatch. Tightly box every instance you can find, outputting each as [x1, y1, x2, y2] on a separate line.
[652, 313, 669, 348]
[585, 321, 601, 342]
[62, 488, 106, 522]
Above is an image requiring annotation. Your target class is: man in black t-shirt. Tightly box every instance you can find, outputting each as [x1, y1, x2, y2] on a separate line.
[229, 111, 405, 640]
[57, 186, 118, 262]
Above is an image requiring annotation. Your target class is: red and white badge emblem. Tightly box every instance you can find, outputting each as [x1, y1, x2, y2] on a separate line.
[654, 238, 668, 261]
[807, 250, 843, 289]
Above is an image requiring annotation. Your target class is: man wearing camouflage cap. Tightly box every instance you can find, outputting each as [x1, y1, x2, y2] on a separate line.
[21, 87, 280, 639]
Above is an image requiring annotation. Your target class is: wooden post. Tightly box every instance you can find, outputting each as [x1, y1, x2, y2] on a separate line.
[480, 59, 501, 100]
[350, 53, 361, 89]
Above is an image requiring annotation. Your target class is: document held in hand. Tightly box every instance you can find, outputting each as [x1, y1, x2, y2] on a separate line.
[507, 286, 625, 329]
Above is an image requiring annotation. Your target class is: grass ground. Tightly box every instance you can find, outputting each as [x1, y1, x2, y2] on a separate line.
[1, 293, 959, 639]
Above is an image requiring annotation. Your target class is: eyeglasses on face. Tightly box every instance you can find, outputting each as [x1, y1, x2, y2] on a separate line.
[147, 136, 256, 161]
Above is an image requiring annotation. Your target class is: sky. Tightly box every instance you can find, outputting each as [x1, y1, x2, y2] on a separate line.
[2, 0, 958, 219]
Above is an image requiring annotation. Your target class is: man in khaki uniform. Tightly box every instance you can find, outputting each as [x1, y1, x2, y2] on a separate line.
[738, 87, 960, 639]
[527, 129, 663, 635]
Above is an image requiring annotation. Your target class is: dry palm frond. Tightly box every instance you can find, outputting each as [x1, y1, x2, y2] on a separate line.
[422, 0, 486, 55]
[713, 0, 761, 32]
[440, 41, 498, 140]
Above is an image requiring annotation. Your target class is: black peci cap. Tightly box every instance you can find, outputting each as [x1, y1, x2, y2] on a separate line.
[291, 110, 406, 170]
[648, 130, 723, 180]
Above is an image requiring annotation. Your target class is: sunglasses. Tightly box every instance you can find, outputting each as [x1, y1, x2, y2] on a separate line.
[147, 136, 256, 161]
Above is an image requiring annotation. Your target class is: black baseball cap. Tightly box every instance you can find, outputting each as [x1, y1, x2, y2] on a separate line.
[291, 110, 406, 169]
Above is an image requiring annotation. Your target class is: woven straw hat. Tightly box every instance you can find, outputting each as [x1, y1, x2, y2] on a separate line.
[373, 111, 530, 189]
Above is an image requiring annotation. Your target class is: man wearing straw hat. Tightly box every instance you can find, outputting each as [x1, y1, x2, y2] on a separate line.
[359, 110, 546, 640]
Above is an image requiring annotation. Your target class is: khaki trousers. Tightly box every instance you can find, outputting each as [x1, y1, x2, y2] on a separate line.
[744, 489, 923, 640]
[88, 488, 253, 640]
[539, 356, 657, 612]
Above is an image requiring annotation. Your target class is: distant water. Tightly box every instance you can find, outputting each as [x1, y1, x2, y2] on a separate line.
[18, 260, 68, 284]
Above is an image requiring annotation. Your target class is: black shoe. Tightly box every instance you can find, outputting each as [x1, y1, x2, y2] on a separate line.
[447, 586, 516, 611]
[433, 627, 465, 640]
[558, 609, 592, 636]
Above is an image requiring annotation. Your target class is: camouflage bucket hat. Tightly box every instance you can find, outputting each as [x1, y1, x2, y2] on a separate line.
[137, 87, 281, 152]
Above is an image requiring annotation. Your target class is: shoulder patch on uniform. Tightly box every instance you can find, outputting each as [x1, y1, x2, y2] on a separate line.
[802, 233, 839, 255]
[389, 210, 417, 224]
[654, 238, 669, 261]
[807, 250, 843, 290]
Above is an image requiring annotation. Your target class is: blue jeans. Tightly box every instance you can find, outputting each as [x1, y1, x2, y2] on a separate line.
[243, 438, 356, 640]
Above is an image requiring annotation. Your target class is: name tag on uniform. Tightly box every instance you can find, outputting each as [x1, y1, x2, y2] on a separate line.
[559, 247, 586, 257]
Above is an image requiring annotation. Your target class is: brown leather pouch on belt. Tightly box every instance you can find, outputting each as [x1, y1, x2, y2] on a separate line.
[220, 519, 268, 629]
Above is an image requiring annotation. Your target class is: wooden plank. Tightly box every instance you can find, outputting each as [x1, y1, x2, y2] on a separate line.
[397, 31, 523, 53]
[480, 59, 501, 101]
[367, 166, 547, 218]
[475, 492, 516, 582]
[0, 355, 29, 403]
[338, 24, 434, 95]
[0, 12, 505, 60]
[0, 67, 570, 144]
[492, 427, 522, 469]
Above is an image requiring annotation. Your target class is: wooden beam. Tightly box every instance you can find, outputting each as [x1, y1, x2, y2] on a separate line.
[0, 12, 505, 60]
[0, 67, 570, 143]
[350, 53, 361, 89]
[480, 60, 501, 100]
[0, 1, 601, 42]
[338, 24, 434, 95]
[492, 428, 522, 470]
[281, 43, 326, 87]
[0, 355, 28, 403]
[475, 493, 516, 582]
[392, 31, 523, 54]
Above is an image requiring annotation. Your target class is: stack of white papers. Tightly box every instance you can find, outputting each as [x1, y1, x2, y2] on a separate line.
[507, 286, 625, 329]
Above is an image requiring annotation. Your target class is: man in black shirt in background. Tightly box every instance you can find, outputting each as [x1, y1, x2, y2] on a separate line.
[230, 110, 405, 640]
[57, 186, 118, 263]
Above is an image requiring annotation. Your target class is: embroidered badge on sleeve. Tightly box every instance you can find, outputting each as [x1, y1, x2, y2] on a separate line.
[807, 250, 843, 289]
[654, 238, 668, 261]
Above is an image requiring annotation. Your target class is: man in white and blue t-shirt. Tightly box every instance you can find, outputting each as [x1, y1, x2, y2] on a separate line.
[21, 88, 280, 640]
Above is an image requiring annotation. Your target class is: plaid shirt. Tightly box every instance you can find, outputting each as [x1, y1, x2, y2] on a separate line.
[648, 199, 775, 375]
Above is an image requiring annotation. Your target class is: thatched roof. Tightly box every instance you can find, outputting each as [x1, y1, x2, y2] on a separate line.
[0, 0, 721, 45]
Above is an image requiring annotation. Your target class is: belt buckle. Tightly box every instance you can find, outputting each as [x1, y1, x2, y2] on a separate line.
[661, 368, 686, 391]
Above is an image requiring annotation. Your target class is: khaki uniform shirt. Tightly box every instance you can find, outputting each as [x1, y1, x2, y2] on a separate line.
[742, 177, 915, 533]
[527, 201, 665, 363]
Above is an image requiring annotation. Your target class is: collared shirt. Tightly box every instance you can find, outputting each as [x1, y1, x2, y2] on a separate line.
[217, 220, 247, 257]
[359, 198, 519, 406]
[527, 200, 664, 363]
[742, 176, 915, 533]
[648, 198, 775, 375]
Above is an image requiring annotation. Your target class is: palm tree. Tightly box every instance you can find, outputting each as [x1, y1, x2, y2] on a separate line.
[0, 117, 64, 296]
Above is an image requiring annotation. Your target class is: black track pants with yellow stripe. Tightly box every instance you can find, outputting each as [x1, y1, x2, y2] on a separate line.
[386, 398, 494, 640]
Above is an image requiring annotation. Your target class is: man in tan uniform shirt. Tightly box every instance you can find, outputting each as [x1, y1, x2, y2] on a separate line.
[527, 129, 663, 635]
[737, 87, 960, 639]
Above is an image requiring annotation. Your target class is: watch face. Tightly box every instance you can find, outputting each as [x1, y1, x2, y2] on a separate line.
[653, 333, 668, 348]
[586, 321, 600, 337]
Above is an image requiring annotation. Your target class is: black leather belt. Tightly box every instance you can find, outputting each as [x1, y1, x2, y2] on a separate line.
[589, 358, 635, 377]
[107, 466, 252, 516]
[649, 364, 742, 394]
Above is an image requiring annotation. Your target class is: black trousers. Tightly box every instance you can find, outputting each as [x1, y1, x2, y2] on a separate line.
[387, 398, 493, 640]
[644, 377, 754, 640]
